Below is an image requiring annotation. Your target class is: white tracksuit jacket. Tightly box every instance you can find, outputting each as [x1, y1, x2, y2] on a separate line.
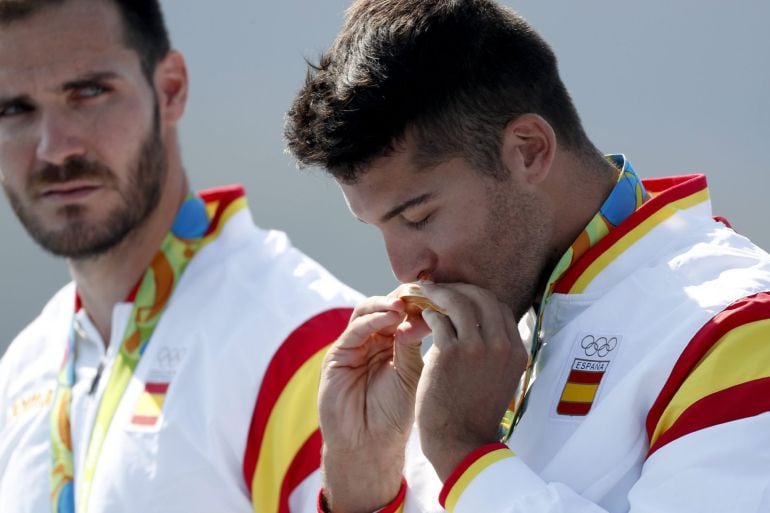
[0, 186, 361, 513]
[383, 174, 770, 513]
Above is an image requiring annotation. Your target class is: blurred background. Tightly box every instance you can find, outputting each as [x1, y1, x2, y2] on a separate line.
[2, 0, 768, 354]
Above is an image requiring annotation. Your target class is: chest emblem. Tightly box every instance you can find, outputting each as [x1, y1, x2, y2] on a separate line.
[556, 334, 620, 416]
[9, 387, 54, 423]
[127, 345, 186, 430]
[130, 381, 169, 429]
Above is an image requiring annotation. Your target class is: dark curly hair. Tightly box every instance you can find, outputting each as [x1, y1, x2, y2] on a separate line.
[285, 0, 599, 183]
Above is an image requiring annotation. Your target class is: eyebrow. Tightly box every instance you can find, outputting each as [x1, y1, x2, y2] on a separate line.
[0, 93, 33, 108]
[380, 192, 434, 223]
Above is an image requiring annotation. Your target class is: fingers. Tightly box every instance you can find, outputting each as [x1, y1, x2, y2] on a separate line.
[394, 315, 432, 346]
[392, 330, 425, 389]
[331, 293, 411, 350]
[421, 309, 457, 349]
[351, 295, 404, 320]
[339, 283, 522, 358]
[335, 310, 403, 351]
[420, 283, 517, 350]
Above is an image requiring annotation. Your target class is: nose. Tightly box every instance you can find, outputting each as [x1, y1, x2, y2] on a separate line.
[35, 108, 87, 165]
[384, 234, 436, 283]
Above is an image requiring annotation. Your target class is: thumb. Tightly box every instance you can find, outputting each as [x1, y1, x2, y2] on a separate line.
[393, 325, 425, 389]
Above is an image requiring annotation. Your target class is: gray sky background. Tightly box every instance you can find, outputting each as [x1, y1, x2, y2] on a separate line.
[2, 0, 768, 354]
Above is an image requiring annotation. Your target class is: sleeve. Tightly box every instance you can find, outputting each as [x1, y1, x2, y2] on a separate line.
[317, 480, 408, 513]
[437, 444, 607, 513]
[241, 307, 353, 513]
[431, 292, 770, 513]
[633, 291, 770, 510]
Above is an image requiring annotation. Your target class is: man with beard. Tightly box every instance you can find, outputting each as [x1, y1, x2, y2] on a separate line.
[0, 1, 360, 512]
[284, 0, 770, 512]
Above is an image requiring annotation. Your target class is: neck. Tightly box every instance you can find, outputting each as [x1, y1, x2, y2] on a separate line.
[535, 150, 619, 300]
[70, 159, 188, 344]
[557, 151, 617, 249]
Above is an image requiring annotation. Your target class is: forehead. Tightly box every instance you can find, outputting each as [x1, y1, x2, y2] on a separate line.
[0, 0, 134, 89]
[339, 143, 490, 225]
[339, 146, 422, 218]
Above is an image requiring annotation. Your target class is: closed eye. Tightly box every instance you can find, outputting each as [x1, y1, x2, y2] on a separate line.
[405, 214, 431, 230]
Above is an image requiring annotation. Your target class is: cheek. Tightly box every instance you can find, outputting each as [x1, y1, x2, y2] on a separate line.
[429, 205, 490, 274]
[98, 103, 147, 139]
[90, 101, 154, 175]
[0, 137, 35, 190]
[431, 232, 487, 282]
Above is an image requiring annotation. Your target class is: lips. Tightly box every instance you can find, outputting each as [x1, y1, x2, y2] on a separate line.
[41, 180, 98, 193]
[38, 181, 101, 201]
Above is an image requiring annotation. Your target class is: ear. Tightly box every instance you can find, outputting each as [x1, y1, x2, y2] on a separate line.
[499, 113, 556, 185]
[153, 50, 188, 126]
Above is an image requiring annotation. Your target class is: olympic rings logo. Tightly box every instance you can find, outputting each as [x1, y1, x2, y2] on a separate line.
[580, 335, 618, 358]
[156, 347, 187, 370]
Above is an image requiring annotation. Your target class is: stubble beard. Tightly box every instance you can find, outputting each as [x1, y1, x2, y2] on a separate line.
[4, 114, 166, 260]
[482, 182, 552, 322]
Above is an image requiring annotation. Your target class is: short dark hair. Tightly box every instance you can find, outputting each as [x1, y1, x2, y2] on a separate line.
[0, 0, 171, 81]
[285, 0, 597, 182]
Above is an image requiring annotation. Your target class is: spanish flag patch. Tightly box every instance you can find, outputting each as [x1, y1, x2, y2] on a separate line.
[130, 382, 169, 428]
[557, 359, 608, 416]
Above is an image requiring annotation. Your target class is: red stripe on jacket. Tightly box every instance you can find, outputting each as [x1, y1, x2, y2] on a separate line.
[554, 174, 707, 294]
[645, 292, 770, 456]
[242, 308, 352, 505]
[648, 377, 770, 456]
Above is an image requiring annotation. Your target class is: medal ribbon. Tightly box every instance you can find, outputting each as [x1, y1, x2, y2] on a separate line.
[50, 193, 213, 513]
[498, 155, 648, 441]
